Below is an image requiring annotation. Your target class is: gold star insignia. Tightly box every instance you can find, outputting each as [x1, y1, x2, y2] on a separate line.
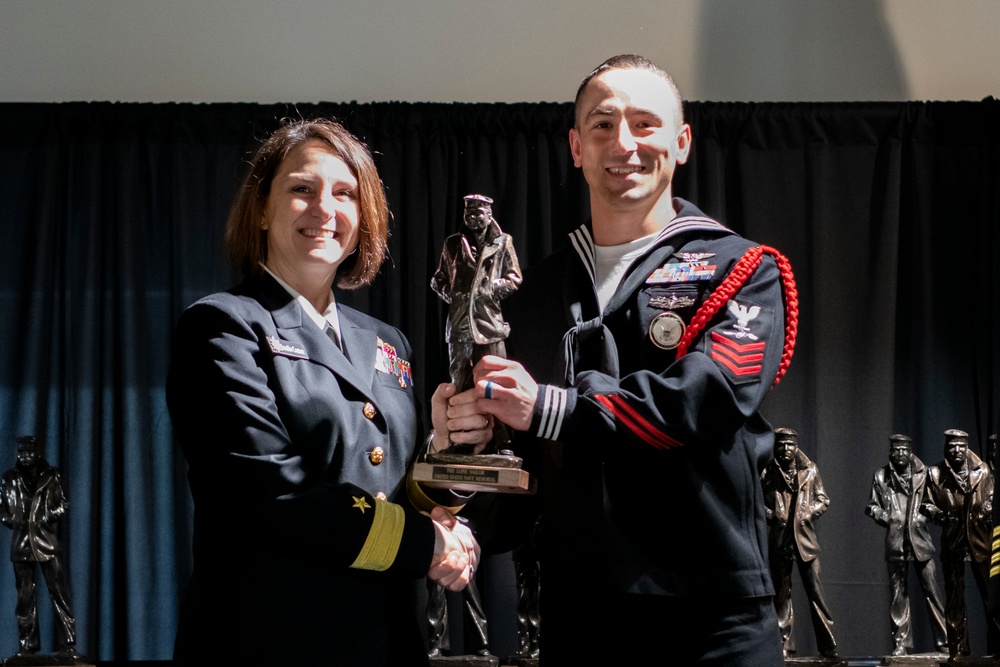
[352, 496, 372, 513]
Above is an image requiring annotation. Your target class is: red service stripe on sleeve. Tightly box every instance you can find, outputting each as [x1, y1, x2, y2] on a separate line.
[711, 332, 766, 353]
[711, 352, 762, 376]
[711, 344, 764, 365]
[594, 394, 683, 451]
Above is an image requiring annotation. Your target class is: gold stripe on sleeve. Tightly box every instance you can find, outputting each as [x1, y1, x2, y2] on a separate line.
[350, 499, 405, 571]
[994, 526, 1000, 538]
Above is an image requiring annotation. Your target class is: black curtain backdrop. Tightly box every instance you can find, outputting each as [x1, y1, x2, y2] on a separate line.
[0, 100, 996, 660]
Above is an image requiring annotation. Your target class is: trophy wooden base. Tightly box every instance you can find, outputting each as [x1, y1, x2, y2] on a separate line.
[413, 461, 535, 494]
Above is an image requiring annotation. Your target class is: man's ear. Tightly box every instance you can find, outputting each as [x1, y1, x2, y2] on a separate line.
[569, 128, 583, 168]
[675, 124, 692, 165]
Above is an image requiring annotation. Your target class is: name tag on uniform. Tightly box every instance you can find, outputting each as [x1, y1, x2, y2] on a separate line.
[267, 336, 308, 359]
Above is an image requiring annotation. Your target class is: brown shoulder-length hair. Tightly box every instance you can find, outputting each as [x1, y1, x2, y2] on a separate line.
[225, 118, 389, 289]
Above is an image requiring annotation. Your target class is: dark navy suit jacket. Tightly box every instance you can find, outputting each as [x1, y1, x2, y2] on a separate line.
[168, 272, 434, 666]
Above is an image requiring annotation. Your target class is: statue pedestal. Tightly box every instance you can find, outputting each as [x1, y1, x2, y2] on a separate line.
[2, 653, 92, 667]
[505, 658, 538, 667]
[883, 652, 947, 665]
[428, 655, 499, 667]
[785, 657, 846, 666]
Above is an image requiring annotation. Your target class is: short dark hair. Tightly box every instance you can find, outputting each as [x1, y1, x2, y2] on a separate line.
[573, 54, 684, 129]
[225, 118, 389, 288]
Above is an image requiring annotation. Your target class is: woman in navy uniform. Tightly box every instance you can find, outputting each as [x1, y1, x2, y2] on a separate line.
[167, 119, 488, 666]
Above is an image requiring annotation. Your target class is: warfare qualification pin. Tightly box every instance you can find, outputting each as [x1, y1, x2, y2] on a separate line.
[649, 311, 685, 350]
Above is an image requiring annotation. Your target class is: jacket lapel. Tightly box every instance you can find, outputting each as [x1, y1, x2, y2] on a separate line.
[969, 463, 985, 491]
[250, 273, 376, 401]
[338, 308, 377, 393]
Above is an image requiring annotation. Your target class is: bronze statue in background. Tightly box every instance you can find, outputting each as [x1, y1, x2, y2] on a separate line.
[426, 575, 490, 661]
[921, 429, 996, 661]
[430, 194, 522, 455]
[988, 433, 997, 475]
[761, 428, 838, 660]
[988, 434, 1000, 632]
[0, 436, 80, 663]
[864, 434, 947, 656]
[513, 517, 541, 663]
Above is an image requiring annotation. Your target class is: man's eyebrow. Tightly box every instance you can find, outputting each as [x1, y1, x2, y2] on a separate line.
[584, 105, 665, 123]
[628, 107, 665, 122]
[584, 105, 618, 119]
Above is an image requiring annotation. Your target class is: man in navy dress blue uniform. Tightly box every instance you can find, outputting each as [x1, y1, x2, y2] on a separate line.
[472, 54, 797, 665]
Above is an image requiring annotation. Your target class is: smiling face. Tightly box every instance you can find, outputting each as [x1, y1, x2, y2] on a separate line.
[569, 67, 691, 227]
[263, 141, 360, 290]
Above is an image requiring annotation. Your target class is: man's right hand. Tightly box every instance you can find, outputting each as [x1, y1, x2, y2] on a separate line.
[428, 506, 480, 591]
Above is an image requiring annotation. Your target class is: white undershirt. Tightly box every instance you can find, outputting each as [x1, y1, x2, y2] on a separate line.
[261, 264, 343, 343]
[593, 230, 661, 313]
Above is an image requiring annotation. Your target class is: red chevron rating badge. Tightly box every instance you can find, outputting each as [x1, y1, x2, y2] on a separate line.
[711, 332, 764, 378]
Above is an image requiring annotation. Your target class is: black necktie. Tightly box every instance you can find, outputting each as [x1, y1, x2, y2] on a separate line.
[560, 301, 619, 384]
[325, 323, 344, 353]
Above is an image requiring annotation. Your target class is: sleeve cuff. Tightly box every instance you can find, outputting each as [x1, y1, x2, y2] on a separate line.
[349, 497, 438, 577]
[392, 508, 437, 576]
[349, 498, 405, 572]
[533, 384, 571, 441]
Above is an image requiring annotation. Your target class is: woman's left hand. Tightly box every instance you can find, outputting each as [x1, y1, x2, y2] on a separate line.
[429, 383, 494, 454]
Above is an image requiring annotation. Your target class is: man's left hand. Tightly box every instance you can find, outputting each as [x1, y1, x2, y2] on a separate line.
[472, 356, 538, 432]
